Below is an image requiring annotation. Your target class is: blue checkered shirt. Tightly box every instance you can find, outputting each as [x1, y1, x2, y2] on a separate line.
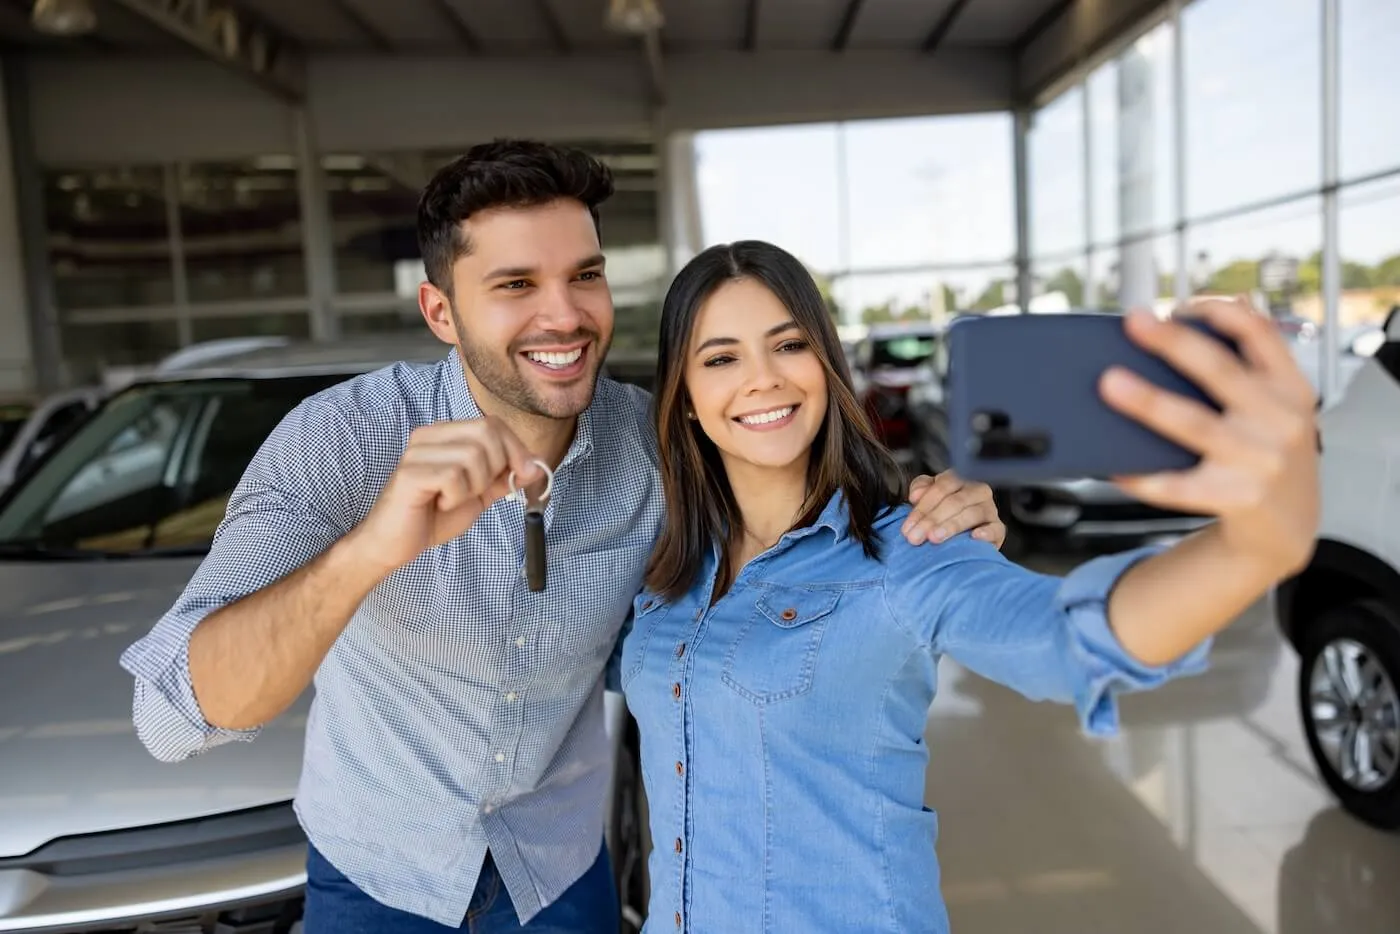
[119, 352, 664, 926]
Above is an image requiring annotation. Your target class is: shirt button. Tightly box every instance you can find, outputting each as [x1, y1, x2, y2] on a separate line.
[675, 643, 686, 658]
[642, 599, 653, 610]
[674, 837, 683, 854]
[671, 683, 681, 700]
[675, 761, 684, 777]
[515, 636, 526, 647]
[780, 608, 797, 621]
[495, 753, 505, 763]
[675, 912, 682, 928]
[482, 804, 495, 814]
[506, 692, 518, 702]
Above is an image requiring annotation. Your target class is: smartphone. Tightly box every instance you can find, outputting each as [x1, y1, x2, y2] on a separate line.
[944, 312, 1237, 483]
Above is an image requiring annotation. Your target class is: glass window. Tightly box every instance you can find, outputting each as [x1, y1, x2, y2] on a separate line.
[45, 166, 174, 311]
[178, 158, 307, 303]
[832, 266, 1017, 324]
[1029, 87, 1086, 258]
[0, 404, 33, 455]
[694, 124, 843, 273]
[1341, 0, 1400, 181]
[0, 376, 347, 555]
[61, 320, 183, 380]
[1183, 0, 1320, 218]
[1095, 234, 1178, 312]
[189, 313, 312, 344]
[1089, 22, 1177, 247]
[842, 113, 1015, 268]
[1031, 256, 1087, 311]
[1339, 176, 1400, 328]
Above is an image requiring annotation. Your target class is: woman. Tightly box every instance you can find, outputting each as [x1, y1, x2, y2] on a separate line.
[619, 241, 1317, 933]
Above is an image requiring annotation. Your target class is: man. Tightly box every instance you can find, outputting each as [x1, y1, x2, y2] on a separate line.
[120, 140, 1005, 934]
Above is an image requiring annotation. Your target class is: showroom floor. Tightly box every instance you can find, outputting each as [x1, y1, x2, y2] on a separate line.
[924, 553, 1400, 934]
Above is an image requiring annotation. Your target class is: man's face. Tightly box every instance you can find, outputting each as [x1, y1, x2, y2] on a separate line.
[430, 199, 615, 420]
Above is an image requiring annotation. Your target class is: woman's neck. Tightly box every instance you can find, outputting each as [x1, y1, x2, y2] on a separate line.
[724, 456, 810, 554]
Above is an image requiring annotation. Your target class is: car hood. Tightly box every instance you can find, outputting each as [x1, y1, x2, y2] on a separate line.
[0, 558, 308, 859]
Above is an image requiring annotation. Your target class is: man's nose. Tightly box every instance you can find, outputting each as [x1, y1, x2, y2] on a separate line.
[535, 283, 584, 333]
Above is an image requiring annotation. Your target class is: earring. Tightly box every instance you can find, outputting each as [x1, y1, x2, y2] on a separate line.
[686, 410, 697, 420]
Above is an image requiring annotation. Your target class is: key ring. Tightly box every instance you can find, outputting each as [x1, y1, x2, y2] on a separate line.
[507, 459, 554, 505]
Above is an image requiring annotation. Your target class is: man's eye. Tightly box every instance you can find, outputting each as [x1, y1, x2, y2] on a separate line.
[578, 270, 603, 282]
[501, 280, 529, 290]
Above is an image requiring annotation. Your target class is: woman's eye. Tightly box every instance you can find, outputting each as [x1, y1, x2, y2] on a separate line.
[703, 354, 735, 368]
[778, 339, 809, 353]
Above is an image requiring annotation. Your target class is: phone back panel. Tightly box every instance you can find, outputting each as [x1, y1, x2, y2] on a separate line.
[945, 313, 1225, 483]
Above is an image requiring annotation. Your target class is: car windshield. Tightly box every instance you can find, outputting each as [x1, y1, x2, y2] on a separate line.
[0, 375, 346, 557]
[870, 334, 938, 369]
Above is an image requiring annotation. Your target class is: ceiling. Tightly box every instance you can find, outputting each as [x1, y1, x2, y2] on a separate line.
[1, 0, 1072, 56]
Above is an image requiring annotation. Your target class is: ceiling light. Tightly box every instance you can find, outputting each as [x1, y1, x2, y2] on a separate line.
[31, 0, 97, 36]
[607, 0, 663, 35]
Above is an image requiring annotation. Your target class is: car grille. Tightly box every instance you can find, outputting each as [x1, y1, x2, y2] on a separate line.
[50, 900, 302, 934]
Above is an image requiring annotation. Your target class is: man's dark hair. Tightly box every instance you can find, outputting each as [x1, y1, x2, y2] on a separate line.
[416, 139, 615, 294]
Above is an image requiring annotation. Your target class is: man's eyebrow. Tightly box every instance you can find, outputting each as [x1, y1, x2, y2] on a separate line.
[483, 254, 606, 282]
[693, 320, 798, 355]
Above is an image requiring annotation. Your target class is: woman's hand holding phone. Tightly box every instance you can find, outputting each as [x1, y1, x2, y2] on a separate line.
[1099, 296, 1320, 576]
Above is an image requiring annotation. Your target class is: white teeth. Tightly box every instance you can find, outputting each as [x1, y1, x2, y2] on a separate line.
[526, 349, 583, 368]
[738, 406, 793, 425]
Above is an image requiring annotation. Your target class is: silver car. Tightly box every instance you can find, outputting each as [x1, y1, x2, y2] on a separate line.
[0, 335, 648, 933]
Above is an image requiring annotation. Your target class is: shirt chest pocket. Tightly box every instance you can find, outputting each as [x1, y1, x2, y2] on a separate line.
[721, 586, 841, 705]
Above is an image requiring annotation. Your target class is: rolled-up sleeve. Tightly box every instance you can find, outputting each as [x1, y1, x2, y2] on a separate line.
[119, 395, 366, 762]
[884, 534, 1211, 738]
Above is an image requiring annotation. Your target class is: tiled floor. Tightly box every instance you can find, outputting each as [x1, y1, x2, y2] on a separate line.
[924, 552, 1400, 934]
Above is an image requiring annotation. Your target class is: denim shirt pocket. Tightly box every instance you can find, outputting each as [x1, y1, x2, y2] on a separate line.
[620, 593, 671, 691]
[721, 585, 841, 705]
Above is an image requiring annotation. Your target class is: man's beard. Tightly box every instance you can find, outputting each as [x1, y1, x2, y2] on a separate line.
[450, 304, 607, 420]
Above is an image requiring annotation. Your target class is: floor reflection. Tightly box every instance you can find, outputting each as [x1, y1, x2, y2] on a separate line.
[923, 549, 1400, 933]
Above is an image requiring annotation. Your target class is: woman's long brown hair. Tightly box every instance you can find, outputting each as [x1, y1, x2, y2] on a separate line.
[644, 240, 906, 601]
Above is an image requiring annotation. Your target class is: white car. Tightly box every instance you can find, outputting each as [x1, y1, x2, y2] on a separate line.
[1274, 304, 1400, 830]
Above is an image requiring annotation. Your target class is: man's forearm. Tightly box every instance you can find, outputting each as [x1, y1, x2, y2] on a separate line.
[1104, 524, 1286, 667]
[187, 531, 388, 731]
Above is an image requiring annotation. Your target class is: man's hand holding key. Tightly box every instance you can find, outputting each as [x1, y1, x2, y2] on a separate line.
[345, 417, 545, 577]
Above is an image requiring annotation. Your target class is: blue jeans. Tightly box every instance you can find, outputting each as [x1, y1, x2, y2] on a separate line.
[302, 841, 619, 934]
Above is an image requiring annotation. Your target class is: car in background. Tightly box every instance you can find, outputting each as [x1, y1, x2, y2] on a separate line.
[0, 386, 105, 494]
[1273, 304, 1400, 832]
[850, 322, 943, 464]
[0, 334, 650, 934]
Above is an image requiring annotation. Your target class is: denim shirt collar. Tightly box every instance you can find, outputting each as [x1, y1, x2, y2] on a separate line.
[442, 350, 596, 469]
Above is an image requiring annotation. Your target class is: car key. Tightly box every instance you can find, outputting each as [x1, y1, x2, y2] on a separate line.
[509, 460, 553, 593]
[523, 496, 547, 591]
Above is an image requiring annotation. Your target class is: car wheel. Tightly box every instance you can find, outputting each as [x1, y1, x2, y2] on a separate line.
[1297, 600, 1400, 830]
[611, 714, 650, 932]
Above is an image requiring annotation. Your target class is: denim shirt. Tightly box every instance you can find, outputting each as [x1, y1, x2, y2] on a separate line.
[619, 493, 1210, 934]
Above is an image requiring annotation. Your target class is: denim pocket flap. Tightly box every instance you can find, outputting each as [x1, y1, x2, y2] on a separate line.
[755, 588, 841, 628]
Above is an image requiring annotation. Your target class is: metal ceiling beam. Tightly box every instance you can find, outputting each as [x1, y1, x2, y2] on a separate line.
[104, 0, 306, 102]
[329, 0, 393, 52]
[921, 0, 972, 54]
[741, 0, 759, 51]
[429, 0, 480, 51]
[831, 0, 866, 52]
[533, 0, 570, 53]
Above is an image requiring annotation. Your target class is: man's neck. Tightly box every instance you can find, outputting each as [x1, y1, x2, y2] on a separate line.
[460, 367, 578, 470]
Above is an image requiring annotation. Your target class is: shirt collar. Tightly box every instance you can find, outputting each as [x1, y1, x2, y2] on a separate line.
[442, 350, 596, 469]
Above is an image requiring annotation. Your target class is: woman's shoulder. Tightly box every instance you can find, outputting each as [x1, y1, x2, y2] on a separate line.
[869, 504, 1003, 570]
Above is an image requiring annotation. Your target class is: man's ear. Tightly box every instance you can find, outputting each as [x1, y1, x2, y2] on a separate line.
[418, 282, 459, 345]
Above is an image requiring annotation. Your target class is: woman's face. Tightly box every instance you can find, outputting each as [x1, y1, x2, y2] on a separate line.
[683, 277, 828, 476]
